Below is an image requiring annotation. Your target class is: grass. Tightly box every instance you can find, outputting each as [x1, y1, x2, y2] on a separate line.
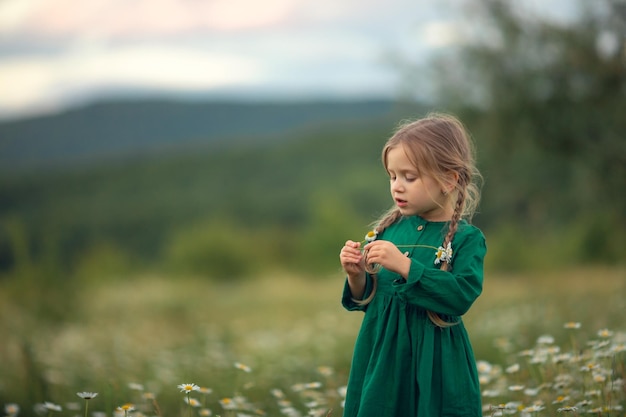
[0, 266, 624, 416]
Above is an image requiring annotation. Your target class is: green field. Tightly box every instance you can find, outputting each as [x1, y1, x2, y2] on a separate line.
[1, 267, 624, 416]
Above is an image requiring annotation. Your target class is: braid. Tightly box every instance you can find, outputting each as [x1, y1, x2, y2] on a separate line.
[427, 188, 467, 327]
[439, 189, 466, 273]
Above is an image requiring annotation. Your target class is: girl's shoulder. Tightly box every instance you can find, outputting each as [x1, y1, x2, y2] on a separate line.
[457, 219, 483, 234]
[454, 220, 486, 245]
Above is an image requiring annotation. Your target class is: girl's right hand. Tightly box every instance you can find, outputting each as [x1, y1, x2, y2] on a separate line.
[340, 240, 365, 277]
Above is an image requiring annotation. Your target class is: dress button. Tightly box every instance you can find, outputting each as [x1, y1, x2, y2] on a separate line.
[417, 225, 424, 231]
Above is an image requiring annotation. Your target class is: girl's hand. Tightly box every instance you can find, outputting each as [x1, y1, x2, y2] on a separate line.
[340, 240, 365, 277]
[363, 240, 411, 278]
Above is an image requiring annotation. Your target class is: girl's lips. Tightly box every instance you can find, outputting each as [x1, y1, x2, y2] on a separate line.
[395, 198, 408, 207]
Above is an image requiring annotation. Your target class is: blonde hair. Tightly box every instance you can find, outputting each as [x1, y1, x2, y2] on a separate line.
[357, 113, 482, 327]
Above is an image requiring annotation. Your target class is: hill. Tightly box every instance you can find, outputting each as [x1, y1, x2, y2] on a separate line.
[0, 99, 408, 174]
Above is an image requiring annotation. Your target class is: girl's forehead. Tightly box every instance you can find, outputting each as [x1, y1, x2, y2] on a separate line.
[386, 144, 416, 166]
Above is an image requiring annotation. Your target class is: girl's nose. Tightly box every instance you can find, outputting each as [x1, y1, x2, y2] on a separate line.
[391, 179, 403, 192]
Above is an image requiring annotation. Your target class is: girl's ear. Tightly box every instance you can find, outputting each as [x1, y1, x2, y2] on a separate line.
[442, 171, 459, 195]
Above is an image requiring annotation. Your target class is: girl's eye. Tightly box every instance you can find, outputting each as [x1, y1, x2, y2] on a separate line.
[406, 176, 416, 182]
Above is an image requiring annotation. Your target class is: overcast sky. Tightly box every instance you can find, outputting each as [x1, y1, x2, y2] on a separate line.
[0, 0, 579, 120]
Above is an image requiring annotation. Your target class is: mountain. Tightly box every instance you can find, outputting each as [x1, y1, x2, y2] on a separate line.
[0, 98, 408, 174]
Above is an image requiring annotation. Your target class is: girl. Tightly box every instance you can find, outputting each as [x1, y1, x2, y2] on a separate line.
[339, 113, 486, 417]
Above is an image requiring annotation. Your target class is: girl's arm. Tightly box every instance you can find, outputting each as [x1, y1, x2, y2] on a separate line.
[393, 228, 486, 316]
[340, 240, 366, 300]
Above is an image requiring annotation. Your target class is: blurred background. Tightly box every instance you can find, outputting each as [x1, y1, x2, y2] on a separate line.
[0, 0, 625, 415]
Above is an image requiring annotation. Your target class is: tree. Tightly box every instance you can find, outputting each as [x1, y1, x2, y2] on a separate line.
[423, 1, 625, 242]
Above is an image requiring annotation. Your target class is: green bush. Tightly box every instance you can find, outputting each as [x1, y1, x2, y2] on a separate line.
[164, 218, 270, 280]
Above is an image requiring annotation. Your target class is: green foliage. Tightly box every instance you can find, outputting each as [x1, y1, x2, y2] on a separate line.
[0, 218, 79, 323]
[0, 113, 401, 286]
[164, 218, 267, 279]
[422, 0, 626, 240]
[295, 189, 368, 273]
[73, 242, 137, 283]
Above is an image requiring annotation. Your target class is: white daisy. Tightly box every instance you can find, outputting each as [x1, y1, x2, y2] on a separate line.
[178, 383, 201, 393]
[364, 230, 378, 243]
[434, 242, 453, 264]
[234, 362, 252, 373]
[5, 404, 19, 416]
[43, 402, 62, 412]
[184, 397, 201, 407]
[77, 392, 98, 400]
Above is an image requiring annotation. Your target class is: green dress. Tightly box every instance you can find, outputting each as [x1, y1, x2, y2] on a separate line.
[342, 215, 486, 417]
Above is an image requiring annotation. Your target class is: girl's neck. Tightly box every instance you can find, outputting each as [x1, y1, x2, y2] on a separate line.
[418, 205, 454, 222]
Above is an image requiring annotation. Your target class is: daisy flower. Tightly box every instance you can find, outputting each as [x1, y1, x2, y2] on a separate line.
[475, 360, 492, 372]
[593, 373, 606, 383]
[116, 404, 134, 417]
[523, 404, 545, 413]
[184, 398, 201, 407]
[43, 402, 62, 412]
[364, 230, 378, 243]
[524, 387, 540, 396]
[178, 383, 201, 393]
[537, 334, 555, 345]
[77, 392, 98, 417]
[552, 395, 570, 404]
[597, 328, 613, 338]
[505, 363, 520, 374]
[317, 365, 334, 376]
[219, 398, 236, 410]
[5, 404, 19, 416]
[434, 242, 452, 264]
[234, 362, 252, 373]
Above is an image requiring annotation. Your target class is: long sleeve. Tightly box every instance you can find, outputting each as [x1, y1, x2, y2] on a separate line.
[392, 226, 486, 316]
[342, 273, 375, 311]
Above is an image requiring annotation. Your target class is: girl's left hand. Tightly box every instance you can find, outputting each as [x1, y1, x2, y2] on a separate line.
[363, 240, 411, 278]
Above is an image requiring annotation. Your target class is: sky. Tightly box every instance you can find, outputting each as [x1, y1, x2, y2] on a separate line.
[0, 0, 579, 121]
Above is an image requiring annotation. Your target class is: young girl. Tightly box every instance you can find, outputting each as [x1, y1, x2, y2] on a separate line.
[339, 113, 486, 417]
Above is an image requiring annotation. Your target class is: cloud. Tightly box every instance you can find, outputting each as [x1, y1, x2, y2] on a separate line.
[0, 0, 475, 118]
[420, 21, 462, 48]
[0, 44, 265, 116]
[0, 0, 298, 38]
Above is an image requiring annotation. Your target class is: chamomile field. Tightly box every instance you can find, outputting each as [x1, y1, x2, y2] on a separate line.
[1, 267, 625, 417]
